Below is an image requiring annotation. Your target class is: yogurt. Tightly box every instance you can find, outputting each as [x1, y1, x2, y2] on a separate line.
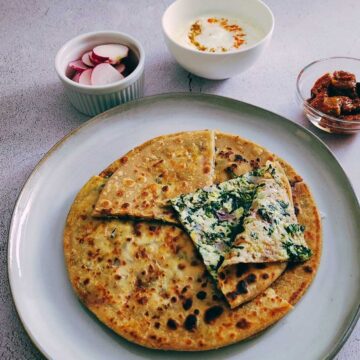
[180, 16, 264, 53]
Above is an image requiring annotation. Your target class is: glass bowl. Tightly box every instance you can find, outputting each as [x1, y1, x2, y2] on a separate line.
[296, 57, 360, 134]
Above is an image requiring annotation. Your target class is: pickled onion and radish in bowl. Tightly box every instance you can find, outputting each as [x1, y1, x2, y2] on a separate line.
[68, 44, 133, 86]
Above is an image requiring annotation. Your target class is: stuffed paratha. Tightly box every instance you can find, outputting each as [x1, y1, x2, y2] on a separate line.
[221, 162, 311, 266]
[64, 130, 321, 350]
[212, 132, 321, 308]
[170, 161, 311, 308]
[271, 181, 322, 304]
[64, 176, 292, 351]
[93, 130, 215, 223]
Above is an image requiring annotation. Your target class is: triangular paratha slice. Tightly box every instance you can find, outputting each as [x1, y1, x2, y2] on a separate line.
[221, 162, 312, 266]
[93, 130, 215, 223]
[171, 160, 311, 308]
[213, 133, 290, 308]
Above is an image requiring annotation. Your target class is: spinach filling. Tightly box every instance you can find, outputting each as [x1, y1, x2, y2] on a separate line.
[170, 162, 312, 280]
[170, 174, 258, 278]
[282, 241, 312, 261]
[285, 223, 305, 235]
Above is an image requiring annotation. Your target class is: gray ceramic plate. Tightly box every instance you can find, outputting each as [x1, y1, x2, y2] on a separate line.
[8, 94, 360, 360]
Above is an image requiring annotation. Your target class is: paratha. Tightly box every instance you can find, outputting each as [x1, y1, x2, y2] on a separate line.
[64, 176, 292, 351]
[221, 162, 311, 266]
[272, 181, 322, 305]
[64, 130, 322, 350]
[170, 161, 311, 308]
[93, 130, 216, 223]
[213, 132, 321, 308]
[169, 170, 257, 279]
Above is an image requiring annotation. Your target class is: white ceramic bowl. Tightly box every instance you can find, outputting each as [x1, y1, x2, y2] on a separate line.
[55, 31, 145, 116]
[162, 0, 274, 80]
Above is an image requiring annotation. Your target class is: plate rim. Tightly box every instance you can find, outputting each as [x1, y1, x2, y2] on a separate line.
[7, 92, 360, 360]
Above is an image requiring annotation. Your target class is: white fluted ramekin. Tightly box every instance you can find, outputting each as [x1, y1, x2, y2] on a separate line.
[55, 31, 145, 116]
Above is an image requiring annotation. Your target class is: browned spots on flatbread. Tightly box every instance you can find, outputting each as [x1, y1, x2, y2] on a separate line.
[204, 306, 224, 324]
[149, 225, 157, 232]
[236, 263, 249, 277]
[262, 273, 269, 280]
[226, 291, 238, 301]
[246, 274, 257, 284]
[196, 291, 207, 300]
[203, 164, 211, 174]
[100, 200, 111, 209]
[255, 263, 267, 269]
[183, 298, 193, 310]
[234, 154, 245, 162]
[184, 314, 197, 331]
[303, 265, 313, 273]
[198, 339, 205, 347]
[167, 319, 178, 330]
[236, 318, 251, 329]
[212, 294, 221, 302]
[236, 280, 248, 294]
[294, 203, 300, 216]
[153, 159, 164, 167]
[120, 156, 128, 164]
[289, 281, 307, 304]
[79, 285, 111, 307]
[250, 158, 260, 169]
[270, 305, 291, 317]
[137, 296, 148, 305]
[181, 286, 189, 294]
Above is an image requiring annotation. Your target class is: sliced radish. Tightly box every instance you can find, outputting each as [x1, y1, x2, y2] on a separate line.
[72, 72, 81, 83]
[91, 63, 124, 85]
[115, 63, 126, 74]
[92, 44, 129, 65]
[81, 51, 95, 67]
[89, 52, 103, 65]
[68, 60, 88, 72]
[79, 69, 93, 85]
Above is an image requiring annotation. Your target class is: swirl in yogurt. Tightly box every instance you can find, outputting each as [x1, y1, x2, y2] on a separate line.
[183, 16, 264, 53]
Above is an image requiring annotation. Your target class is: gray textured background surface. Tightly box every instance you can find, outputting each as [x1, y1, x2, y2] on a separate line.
[0, 0, 359, 359]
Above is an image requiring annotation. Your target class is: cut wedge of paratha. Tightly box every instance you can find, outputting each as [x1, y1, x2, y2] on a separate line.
[212, 132, 320, 308]
[221, 162, 311, 266]
[272, 181, 322, 305]
[93, 130, 215, 223]
[170, 172, 258, 279]
[64, 176, 293, 351]
[170, 161, 310, 308]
